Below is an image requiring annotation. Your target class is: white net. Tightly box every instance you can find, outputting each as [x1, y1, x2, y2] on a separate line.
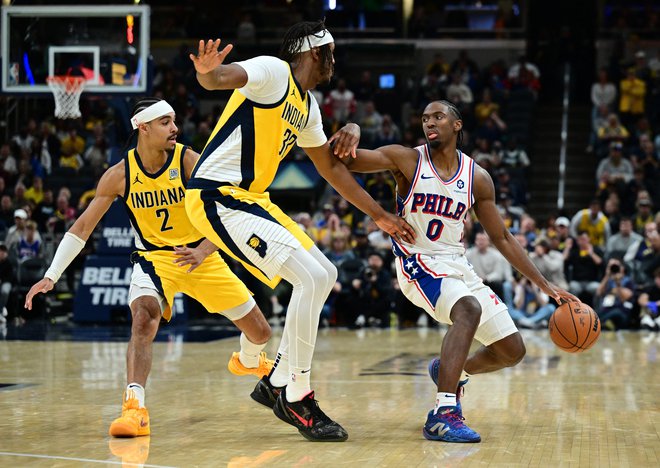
[47, 76, 86, 119]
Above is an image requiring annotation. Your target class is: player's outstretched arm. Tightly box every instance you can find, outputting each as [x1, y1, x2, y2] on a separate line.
[304, 143, 416, 243]
[189, 39, 248, 90]
[24, 164, 125, 310]
[472, 165, 578, 304]
[329, 124, 419, 174]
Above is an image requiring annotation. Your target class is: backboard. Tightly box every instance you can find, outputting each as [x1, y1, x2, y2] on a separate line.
[1, 4, 150, 94]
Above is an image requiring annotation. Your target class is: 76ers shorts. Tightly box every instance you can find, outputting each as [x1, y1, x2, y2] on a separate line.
[396, 252, 517, 345]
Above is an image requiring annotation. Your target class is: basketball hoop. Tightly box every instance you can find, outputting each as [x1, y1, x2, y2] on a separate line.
[47, 76, 86, 119]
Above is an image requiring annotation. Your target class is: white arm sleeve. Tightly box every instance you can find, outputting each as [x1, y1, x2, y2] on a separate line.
[235, 56, 290, 105]
[297, 92, 328, 148]
[44, 232, 86, 283]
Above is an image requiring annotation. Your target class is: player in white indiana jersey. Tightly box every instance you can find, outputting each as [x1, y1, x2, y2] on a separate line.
[332, 100, 577, 443]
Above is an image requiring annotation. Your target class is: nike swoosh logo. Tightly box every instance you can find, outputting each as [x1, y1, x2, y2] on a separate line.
[288, 407, 313, 428]
[443, 394, 454, 398]
[420, 174, 434, 179]
[301, 369, 311, 374]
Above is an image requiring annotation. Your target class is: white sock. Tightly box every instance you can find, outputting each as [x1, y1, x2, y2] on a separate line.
[269, 352, 289, 387]
[239, 333, 265, 368]
[286, 367, 311, 402]
[434, 392, 456, 414]
[126, 383, 145, 408]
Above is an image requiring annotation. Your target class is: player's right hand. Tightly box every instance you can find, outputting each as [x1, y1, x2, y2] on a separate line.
[189, 39, 233, 75]
[24, 278, 54, 310]
[328, 123, 361, 158]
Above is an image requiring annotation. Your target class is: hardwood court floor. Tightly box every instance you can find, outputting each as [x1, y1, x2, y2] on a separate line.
[1, 327, 659, 467]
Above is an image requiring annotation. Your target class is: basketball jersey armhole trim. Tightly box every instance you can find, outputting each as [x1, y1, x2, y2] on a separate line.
[122, 155, 130, 200]
[401, 147, 424, 206]
[120, 197, 160, 251]
[249, 83, 289, 109]
[303, 93, 312, 129]
[467, 157, 475, 208]
[180, 145, 188, 187]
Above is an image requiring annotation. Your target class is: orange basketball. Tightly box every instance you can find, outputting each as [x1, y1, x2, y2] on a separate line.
[548, 301, 601, 353]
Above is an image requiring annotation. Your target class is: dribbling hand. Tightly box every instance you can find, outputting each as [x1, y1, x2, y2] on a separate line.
[189, 39, 233, 75]
[24, 278, 54, 311]
[545, 284, 579, 305]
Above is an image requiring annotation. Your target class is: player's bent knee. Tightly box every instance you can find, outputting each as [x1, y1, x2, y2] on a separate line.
[251, 318, 271, 344]
[493, 333, 526, 367]
[311, 262, 336, 292]
[450, 296, 482, 326]
[236, 306, 271, 344]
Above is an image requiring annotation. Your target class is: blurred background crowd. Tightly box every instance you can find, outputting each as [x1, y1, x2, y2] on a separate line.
[0, 0, 658, 334]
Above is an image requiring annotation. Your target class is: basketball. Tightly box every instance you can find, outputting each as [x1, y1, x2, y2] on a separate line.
[548, 301, 601, 353]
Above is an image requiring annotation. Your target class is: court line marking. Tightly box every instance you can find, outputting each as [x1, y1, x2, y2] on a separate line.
[0, 451, 176, 467]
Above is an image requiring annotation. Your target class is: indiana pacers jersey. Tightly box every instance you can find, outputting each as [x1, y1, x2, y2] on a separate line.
[392, 145, 475, 257]
[122, 143, 202, 250]
[189, 57, 317, 194]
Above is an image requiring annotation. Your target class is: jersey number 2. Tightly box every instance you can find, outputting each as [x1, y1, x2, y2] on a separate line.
[156, 208, 173, 232]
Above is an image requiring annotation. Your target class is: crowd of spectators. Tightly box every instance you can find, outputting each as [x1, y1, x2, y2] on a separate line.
[0, 27, 658, 335]
[575, 43, 660, 331]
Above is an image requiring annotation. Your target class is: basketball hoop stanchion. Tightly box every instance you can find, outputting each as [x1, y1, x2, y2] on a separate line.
[46, 76, 86, 119]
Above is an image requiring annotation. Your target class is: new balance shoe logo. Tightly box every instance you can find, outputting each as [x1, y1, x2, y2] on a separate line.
[429, 422, 450, 436]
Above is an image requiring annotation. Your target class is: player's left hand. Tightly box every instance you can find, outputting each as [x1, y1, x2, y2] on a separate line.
[173, 245, 207, 273]
[374, 212, 416, 243]
[328, 123, 360, 158]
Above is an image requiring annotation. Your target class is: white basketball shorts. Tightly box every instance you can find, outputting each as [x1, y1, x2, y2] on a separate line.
[395, 252, 518, 345]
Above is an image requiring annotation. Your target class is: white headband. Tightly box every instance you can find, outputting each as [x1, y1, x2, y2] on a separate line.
[297, 29, 334, 53]
[131, 101, 175, 130]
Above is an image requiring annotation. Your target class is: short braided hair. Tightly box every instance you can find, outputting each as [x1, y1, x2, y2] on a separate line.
[437, 100, 464, 148]
[279, 19, 334, 70]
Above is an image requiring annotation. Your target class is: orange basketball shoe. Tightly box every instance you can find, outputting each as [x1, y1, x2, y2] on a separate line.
[227, 351, 274, 377]
[109, 391, 150, 438]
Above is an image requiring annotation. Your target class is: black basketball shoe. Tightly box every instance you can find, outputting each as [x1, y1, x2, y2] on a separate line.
[250, 375, 284, 409]
[272, 388, 348, 442]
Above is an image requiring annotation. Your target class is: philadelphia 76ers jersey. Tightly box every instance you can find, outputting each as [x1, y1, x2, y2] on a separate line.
[391, 145, 475, 257]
